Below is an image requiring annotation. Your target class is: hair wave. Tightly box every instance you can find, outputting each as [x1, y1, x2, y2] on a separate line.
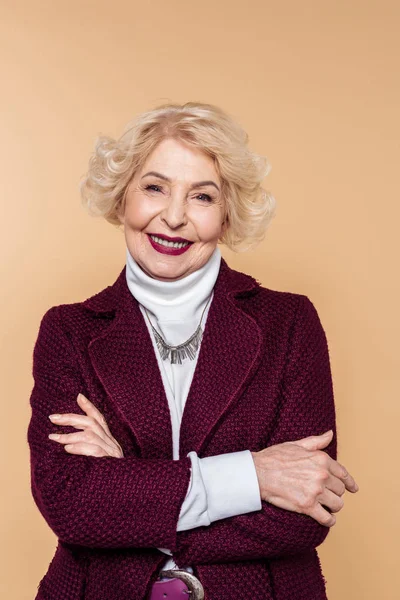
[80, 101, 276, 252]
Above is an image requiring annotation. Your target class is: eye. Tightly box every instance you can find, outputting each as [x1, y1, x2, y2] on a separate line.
[145, 184, 162, 192]
[196, 193, 213, 203]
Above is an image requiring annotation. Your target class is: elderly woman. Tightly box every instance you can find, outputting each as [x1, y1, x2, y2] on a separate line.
[28, 102, 358, 600]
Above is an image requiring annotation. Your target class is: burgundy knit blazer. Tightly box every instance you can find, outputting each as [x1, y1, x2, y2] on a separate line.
[27, 256, 337, 600]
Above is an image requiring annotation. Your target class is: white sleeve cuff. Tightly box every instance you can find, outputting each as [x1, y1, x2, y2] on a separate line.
[199, 449, 262, 522]
[176, 450, 212, 531]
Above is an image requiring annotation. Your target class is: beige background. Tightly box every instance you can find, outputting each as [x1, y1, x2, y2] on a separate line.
[1, 1, 399, 598]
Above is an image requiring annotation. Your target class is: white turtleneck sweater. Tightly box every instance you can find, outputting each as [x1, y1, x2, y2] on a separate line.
[125, 245, 261, 576]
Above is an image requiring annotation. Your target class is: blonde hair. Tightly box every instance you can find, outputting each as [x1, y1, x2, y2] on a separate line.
[80, 101, 276, 252]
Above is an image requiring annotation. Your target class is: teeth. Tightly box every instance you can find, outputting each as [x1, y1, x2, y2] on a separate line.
[149, 235, 190, 249]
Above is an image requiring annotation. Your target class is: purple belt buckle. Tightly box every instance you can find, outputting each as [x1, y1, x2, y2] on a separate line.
[149, 569, 205, 600]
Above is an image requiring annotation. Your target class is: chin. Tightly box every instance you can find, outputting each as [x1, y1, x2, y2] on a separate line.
[141, 261, 189, 281]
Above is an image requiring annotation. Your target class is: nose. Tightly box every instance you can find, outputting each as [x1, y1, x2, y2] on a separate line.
[160, 191, 188, 230]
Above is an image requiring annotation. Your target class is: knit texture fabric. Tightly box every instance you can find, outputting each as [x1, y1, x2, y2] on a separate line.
[27, 256, 337, 600]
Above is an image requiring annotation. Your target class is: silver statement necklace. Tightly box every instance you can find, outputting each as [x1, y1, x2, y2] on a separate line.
[142, 295, 212, 365]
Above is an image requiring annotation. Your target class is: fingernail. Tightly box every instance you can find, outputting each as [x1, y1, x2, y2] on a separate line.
[48, 433, 61, 440]
[355, 483, 359, 491]
[78, 393, 87, 403]
[49, 414, 61, 420]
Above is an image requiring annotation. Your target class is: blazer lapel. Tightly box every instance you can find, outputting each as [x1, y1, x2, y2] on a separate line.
[82, 258, 264, 460]
[84, 269, 174, 459]
[178, 259, 264, 458]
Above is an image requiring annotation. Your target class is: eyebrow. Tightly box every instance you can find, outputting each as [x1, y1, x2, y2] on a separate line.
[141, 171, 220, 192]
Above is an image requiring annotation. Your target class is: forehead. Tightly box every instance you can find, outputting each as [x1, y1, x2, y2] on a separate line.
[140, 138, 220, 181]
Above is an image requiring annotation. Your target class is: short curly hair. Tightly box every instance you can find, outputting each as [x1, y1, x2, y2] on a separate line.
[80, 101, 276, 252]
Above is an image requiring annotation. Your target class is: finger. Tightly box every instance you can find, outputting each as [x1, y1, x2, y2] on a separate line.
[64, 442, 111, 458]
[325, 472, 346, 497]
[49, 413, 93, 429]
[308, 502, 337, 527]
[329, 460, 359, 492]
[48, 431, 120, 457]
[49, 413, 109, 437]
[76, 398, 123, 456]
[76, 394, 113, 436]
[318, 488, 345, 513]
[48, 413, 119, 453]
[290, 430, 333, 451]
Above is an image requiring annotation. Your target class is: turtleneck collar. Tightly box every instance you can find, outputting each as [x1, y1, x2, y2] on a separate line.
[125, 245, 222, 324]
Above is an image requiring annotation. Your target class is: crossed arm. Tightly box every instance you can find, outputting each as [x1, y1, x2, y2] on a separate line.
[28, 296, 339, 561]
[28, 306, 193, 550]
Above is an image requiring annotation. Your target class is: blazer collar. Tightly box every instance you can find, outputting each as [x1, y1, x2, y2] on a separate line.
[83, 257, 264, 459]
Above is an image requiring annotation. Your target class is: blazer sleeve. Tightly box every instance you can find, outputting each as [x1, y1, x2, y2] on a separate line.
[27, 305, 192, 550]
[172, 295, 338, 565]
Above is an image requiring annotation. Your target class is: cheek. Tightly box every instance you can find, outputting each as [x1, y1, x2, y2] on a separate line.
[190, 207, 224, 240]
[124, 195, 156, 230]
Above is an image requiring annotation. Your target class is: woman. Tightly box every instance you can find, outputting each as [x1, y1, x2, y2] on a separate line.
[28, 102, 359, 600]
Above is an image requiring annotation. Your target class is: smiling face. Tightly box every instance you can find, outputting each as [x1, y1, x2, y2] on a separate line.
[117, 137, 227, 281]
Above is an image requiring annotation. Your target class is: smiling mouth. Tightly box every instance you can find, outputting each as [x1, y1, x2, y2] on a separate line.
[147, 234, 193, 249]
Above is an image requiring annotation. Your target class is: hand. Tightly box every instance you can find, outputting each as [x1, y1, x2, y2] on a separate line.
[48, 393, 124, 458]
[251, 430, 359, 527]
